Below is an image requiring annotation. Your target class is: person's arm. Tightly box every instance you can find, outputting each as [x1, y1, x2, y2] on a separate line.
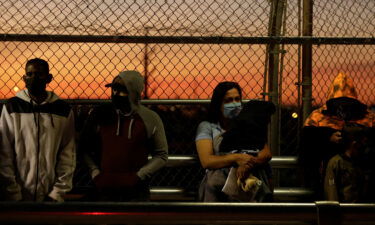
[48, 110, 76, 202]
[299, 126, 339, 166]
[0, 105, 22, 201]
[196, 139, 253, 169]
[324, 157, 339, 201]
[136, 112, 168, 180]
[253, 143, 272, 166]
[79, 109, 101, 179]
[195, 121, 255, 169]
[83, 154, 100, 179]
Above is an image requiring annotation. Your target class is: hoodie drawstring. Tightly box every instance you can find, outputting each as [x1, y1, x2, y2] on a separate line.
[115, 110, 133, 139]
[128, 118, 134, 139]
[116, 112, 121, 136]
[29, 99, 40, 201]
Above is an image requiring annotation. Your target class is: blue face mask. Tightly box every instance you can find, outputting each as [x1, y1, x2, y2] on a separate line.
[223, 102, 242, 119]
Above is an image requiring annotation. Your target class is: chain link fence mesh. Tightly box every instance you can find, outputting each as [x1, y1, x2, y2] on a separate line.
[0, 0, 271, 36]
[1, 0, 374, 193]
[0, 43, 268, 99]
[314, 0, 375, 37]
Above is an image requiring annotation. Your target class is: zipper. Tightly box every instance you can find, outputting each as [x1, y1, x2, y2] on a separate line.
[32, 103, 40, 201]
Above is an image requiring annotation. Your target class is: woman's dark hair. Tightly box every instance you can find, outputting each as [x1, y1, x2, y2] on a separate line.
[207, 81, 242, 123]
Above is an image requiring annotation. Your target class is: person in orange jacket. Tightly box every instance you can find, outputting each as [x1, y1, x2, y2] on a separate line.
[299, 72, 375, 200]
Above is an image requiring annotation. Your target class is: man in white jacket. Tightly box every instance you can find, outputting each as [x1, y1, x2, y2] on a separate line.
[0, 58, 76, 202]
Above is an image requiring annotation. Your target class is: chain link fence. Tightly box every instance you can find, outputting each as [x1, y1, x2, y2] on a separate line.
[1, 0, 374, 193]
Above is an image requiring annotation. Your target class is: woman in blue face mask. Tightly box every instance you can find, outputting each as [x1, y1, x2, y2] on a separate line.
[195, 81, 272, 202]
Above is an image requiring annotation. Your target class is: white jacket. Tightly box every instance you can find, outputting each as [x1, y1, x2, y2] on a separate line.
[0, 90, 76, 202]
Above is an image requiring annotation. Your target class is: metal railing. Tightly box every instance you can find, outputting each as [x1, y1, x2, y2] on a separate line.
[149, 187, 314, 202]
[0, 201, 374, 225]
[148, 155, 308, 201]
[161, 155, 298, 168]
[2, 34, 375, 44]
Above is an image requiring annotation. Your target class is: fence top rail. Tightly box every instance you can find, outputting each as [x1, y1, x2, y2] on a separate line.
[0, 99, 259, 105]
[1, 34, 375, 45]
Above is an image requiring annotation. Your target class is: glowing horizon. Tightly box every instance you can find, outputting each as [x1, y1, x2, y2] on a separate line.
[1, 41, 374, 106]
[0, 1, 374, 105]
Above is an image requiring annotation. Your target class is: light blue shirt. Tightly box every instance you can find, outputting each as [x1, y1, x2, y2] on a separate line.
[195, 121, 225, 155]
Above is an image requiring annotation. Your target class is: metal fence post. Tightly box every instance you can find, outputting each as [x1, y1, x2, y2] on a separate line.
[267, 0, 286, 157]
[302, 0, 313, 122]
[316, 201, 342, 225]
[144, 27, 150, 99]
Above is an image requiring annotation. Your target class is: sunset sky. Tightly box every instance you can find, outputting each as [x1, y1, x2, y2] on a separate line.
[0, 0, 374, 105]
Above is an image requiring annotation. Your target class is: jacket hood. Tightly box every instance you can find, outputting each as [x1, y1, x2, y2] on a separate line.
[326, 72, 358, 100]
[112, 70, 144, 112]
[16, 90, 60, 104]
[323, 73, 367, 121]
[304, 73, 372, 127]
[105, 71, 145, 137]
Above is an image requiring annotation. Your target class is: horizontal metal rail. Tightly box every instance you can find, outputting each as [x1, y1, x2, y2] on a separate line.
[66, 156, 303, 201]
[273, 187, 314, 198]
[0, 202, 374, 224]
[66, 187, 314, 202]
[64, 99, 258, 105]
[0, 99, 258, 105]
[0, 99, 209, 105]
[1, 34, 375, 45]
[156, 155, 298, 168]
[66, 99, 213, 105]
[149, 187, 314, 201]
[152, 155, 303, 201]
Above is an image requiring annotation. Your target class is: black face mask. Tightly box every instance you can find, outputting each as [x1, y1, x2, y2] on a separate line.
[25, 77, 47, 97]
[325, 97, 367, 121]
[112, 95, 132, 113]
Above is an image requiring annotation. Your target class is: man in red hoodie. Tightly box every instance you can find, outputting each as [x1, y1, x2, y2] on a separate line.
[80, 70, 168, 201]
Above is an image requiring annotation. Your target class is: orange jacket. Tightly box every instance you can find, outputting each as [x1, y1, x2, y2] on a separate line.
[304, 73, 374, 130]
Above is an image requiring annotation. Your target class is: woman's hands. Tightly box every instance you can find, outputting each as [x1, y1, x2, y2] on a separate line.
[197, 139, 247, 169]
[237, 164, 250, 181]
[196, 139, 271, 181]
[235, 143, 272, 180]
[236, 153, 256, 167]
[236, 154, 256, 181]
